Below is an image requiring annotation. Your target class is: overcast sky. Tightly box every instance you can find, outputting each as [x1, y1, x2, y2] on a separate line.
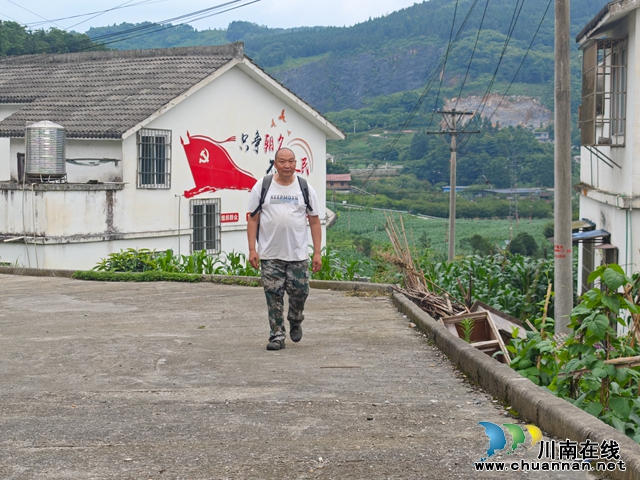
[1, 0, 424, 33]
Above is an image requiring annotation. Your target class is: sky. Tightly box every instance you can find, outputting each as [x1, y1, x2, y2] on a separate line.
[1, 0, 424, 33]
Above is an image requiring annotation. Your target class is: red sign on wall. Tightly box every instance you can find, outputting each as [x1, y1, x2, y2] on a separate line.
[221, 213, 239, 223]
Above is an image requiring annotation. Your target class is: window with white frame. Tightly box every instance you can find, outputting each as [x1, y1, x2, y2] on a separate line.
[580, 39, 627, 147]
[190, 198, 221, 254]
[137, 128, 171, 188]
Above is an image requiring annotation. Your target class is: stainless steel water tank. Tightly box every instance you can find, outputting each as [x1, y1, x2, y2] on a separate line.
[25, 121, 66, 178]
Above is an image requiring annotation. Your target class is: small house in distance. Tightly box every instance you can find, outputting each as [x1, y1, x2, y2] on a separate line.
[0, 43, 344, 270]
[326, 173, 351, 192]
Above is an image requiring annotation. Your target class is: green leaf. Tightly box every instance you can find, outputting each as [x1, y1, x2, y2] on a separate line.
[617, 368, 632, 383]
[585, 314, 609, 340]
[610, 397, 632, 420]
[603, 267, 626, 291]
[601, 294, 621, 313]
[592, 367, 608, 378]
[583, 289, 601, 305]
[571, 304, 592, 317]
[611, 415, 628, 433]
[604, 364, 617, 377]
[588, 266, 606, 284]
[517, 359, 533, 370]
[629, 411, 640, 426]
[585, 402, 603, 416]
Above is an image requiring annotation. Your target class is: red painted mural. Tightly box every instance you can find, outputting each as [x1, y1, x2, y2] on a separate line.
[181, 109, 315, 198]
[181, 133, 257, 198]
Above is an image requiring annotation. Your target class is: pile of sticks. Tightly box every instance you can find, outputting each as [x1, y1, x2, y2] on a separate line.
[401, 288, 466, 319]
[384, 212, 466, 320]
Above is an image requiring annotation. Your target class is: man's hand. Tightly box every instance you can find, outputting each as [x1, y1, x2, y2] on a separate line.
[312, 252, 322, 273]
[249, 250, 260, 270]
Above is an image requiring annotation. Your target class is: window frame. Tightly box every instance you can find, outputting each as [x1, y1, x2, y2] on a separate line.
[580, 38, 627, 147]
[137, 128, 172, 188]
[190, 198, 221, 254]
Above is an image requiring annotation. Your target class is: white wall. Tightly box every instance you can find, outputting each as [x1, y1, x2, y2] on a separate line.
[579, 9, 640, 276]
[119, 64, 328, 258]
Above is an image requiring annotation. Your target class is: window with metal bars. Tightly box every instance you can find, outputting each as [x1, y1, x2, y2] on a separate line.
[137, 128, 171, 188]
[190, 198, 221, 254]
[580, 39, 627, 147]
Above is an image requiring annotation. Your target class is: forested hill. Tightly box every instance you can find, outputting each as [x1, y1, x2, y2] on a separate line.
[85, 0, 605, 114]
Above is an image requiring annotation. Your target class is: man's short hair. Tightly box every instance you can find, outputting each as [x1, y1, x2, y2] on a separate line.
[275, 147, 295, 161]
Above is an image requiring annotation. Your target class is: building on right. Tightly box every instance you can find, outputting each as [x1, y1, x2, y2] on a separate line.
[575, 1, 640, 295]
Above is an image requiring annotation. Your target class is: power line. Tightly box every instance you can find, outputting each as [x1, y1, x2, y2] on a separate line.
[458, 0, 552, 151]
[90, 0, 261, 49]
[359, 0, 481, 192]
[15, 0, 261, 54]
[425, 0, 461, 132]
[4, 0, 65, 30]
[25, 1, 162, 28]
[453, 0, 490, 111]
[459, 0, 526, 136]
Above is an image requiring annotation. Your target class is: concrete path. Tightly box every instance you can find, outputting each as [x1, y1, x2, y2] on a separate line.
[0, 274, 600, 479]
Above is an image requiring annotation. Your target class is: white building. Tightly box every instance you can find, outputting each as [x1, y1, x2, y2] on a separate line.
[576, 1, 640, 293]
[0, 43, 344, 270]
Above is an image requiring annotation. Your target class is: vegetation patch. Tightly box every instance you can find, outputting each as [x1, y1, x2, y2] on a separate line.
[72, 270, 202, 282]
[509, 264, 640, 442]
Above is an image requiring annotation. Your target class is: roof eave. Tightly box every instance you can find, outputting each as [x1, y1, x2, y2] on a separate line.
[576, 0, 640, 46]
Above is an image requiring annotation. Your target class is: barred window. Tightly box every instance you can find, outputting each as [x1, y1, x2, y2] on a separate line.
[580, 39, 627, 147]
[190, 198, 221, 254]
[137, 128, 171, 188]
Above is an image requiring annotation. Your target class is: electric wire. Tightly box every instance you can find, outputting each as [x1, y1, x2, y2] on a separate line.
[482, 0, 552, 128]
[425, 0, 460, 132]
[86, 1, 261, 49]
[359, 0, 480, 191]
[4, 0, 65, 30]
[25, 1, 161, 28]
[459, 0, 526, 138]
[458, 0, 550, 151]
[17, 0, 261, 54]
[65, 0, 148, 31]
[452, 0, 490, 111]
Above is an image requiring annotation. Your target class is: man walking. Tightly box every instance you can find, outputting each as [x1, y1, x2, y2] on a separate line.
[247, 148, 322, 351]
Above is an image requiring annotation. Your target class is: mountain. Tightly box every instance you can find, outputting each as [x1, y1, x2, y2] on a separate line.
[86, 0, 605, 117]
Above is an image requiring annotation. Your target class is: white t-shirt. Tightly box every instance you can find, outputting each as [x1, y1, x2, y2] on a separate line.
[248, 176, 321, 261]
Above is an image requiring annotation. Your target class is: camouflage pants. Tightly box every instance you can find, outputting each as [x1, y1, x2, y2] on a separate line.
[261, 259, 310, 342]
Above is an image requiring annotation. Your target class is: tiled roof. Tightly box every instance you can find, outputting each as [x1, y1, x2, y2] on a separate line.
[326, 174, 351, 181]
[0, 43, 244, 139]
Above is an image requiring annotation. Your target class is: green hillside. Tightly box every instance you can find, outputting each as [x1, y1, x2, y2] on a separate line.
[86, 0, 605, 115]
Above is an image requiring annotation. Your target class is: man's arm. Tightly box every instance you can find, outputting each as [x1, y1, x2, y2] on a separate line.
[308, 214, 322, 273]
[247, 212, 260, 270]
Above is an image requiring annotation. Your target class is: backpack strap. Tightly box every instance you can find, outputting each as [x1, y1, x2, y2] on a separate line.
[249, 174, 273, 218]
[297, 176, 313, 213]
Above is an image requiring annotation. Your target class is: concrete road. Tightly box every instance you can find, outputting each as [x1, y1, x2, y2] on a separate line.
[0, 274, 598, 479]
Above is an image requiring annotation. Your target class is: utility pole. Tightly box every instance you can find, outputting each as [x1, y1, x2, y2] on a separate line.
[554, 0, 573, 334]
[428, 110, 478, 261]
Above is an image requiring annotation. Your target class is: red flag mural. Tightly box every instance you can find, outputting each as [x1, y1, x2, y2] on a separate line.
[181, 132, 257, 198]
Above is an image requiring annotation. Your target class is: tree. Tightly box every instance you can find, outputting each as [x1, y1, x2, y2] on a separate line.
[509, 232, 538, 256]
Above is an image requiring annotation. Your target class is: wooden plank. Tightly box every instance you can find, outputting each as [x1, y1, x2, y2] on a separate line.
[486, 311, 511, 364]
[474, 305, 526, 340]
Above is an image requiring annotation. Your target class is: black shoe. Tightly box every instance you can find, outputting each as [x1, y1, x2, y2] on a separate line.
[290, 325, 302, 343]
[266, 339, 285, 350]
